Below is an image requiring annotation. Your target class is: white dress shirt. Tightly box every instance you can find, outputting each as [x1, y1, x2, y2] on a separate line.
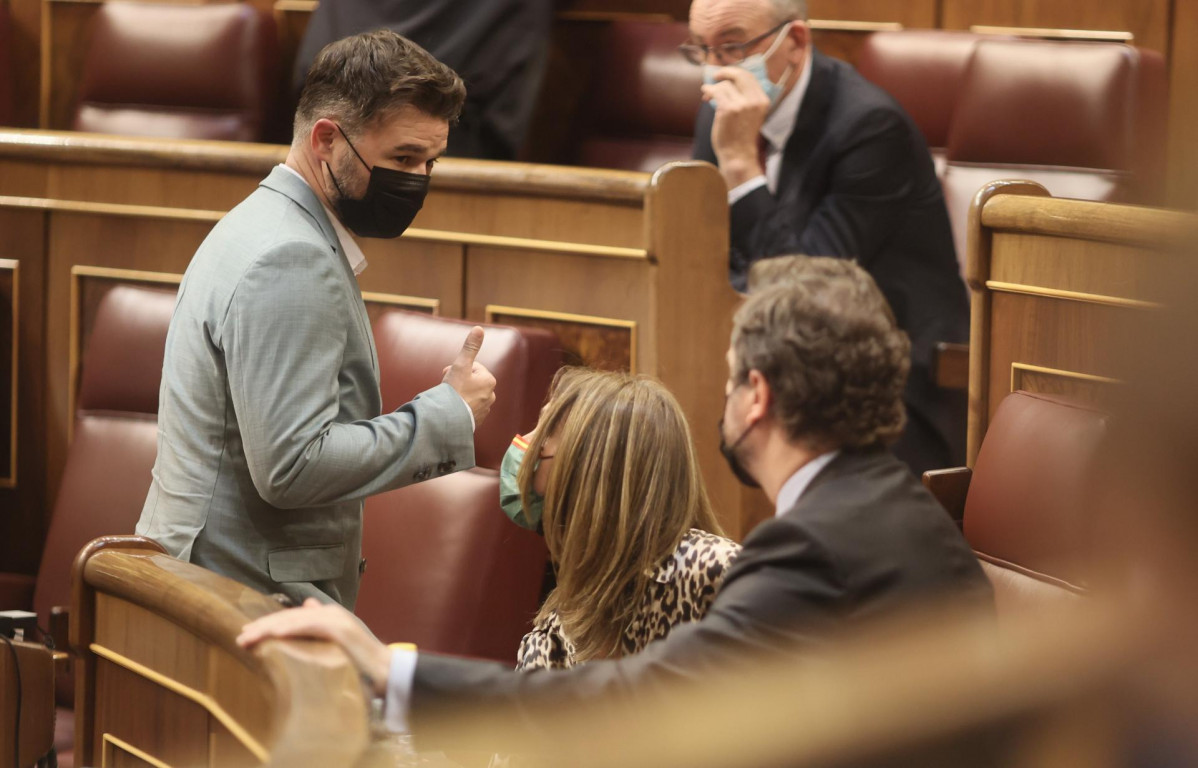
[728, 47, 815, 205]
[383, 449, 839, 732]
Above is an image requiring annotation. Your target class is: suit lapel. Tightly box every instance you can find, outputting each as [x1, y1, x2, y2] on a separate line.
[259, 165, 341, 252]
[777, 49, 836, 195]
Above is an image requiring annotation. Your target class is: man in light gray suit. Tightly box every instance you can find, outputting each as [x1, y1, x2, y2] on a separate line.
[137, 30, 496, 609]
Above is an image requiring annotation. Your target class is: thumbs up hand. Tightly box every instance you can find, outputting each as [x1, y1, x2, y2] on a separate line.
[442, 326, 497, 427]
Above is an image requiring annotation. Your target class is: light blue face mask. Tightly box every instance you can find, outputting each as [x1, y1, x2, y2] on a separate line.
[703, 22, 794, 108]
[499, 435, 545, 532]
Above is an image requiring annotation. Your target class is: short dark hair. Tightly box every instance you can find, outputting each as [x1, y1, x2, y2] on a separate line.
[733, 256, 910, 450]
[294, 29, 466, 142]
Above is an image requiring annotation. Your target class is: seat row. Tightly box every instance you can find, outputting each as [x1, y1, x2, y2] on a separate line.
[0, 284, 561, 767]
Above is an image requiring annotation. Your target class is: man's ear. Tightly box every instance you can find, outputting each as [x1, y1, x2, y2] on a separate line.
[309, 118, 339, 164]
[785, 21, 810, 65]
[745, 369, 772, 424]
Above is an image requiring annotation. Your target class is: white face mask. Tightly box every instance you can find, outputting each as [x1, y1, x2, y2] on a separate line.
[703, 22, 794, 108]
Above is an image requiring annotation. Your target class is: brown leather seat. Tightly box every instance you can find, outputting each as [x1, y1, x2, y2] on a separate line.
[959, 391, 1108, 617]
[942, 39, 1167, 264]
[0, 284, 175, 768]
[856, 30, 994, 179]
[0, 639, 55, 767]
[574, 21, 700, 173]
[357, 311, 561, 661]
[72, 2, 278, 141]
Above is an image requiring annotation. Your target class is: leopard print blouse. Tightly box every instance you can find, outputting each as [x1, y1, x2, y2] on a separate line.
[516, 528, 742, 671]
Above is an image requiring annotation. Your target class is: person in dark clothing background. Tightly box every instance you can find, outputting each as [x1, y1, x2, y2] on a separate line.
[294, 0, 554, 160]
[686, 0, 969, 477]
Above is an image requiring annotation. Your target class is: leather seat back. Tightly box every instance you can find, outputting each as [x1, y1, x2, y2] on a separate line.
[942, 40, 1167, 265]
[33, 285, 174, 703]
[575, 21, 701, 172]
[963, 391, 1108, 615]
[359, 310, 560, 661]
[372, 310, 562, 470]
[72, 2, 278, 141]
[857, 30, 993, 179]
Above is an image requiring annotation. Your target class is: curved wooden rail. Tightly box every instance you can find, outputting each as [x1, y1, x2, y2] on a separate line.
[70, 536, 373, 768]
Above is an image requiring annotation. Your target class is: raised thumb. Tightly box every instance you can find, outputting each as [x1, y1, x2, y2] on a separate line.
[453, 326, 485, 369]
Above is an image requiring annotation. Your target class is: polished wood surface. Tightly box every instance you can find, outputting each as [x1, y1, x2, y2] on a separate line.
[1169, 0, 1198, 209]
[0, 129, 763, 557]
[964, 182, 1195, 462]
[942, 0, 1169, 51]
[70, 535, 374, 768]
[0, 638, 54, 766]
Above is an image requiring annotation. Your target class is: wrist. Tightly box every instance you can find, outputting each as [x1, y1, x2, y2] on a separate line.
[720, 156, 765, 191]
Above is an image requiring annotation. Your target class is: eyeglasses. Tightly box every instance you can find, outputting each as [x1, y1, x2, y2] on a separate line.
[679, 20, 792, 66]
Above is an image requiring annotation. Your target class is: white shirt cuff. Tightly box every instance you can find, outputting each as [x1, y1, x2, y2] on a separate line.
[728, 175, 768, 205]
[384, 647, 419, 733]
[455, 390, 476, 432]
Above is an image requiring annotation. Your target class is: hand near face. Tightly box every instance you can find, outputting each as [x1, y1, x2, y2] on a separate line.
[701, 66, 771, 189]
[443, 326, 497, 426]
[237, 598, 392, 696]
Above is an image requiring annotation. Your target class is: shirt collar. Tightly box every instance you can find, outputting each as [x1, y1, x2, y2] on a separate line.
[276, 163, 368, 276]
[775, 450, 839, 517]
[761, 46, 814, 152]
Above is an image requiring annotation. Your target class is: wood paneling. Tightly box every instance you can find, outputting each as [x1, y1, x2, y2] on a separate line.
[1169, 0, 1198, 210]
[0, 261, 17, 488]
[964, 183, 1195, 462]
[941, 0, 1171, 52]
[810, 0, 936, 27]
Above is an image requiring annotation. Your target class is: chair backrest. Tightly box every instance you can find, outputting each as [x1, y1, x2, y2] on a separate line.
[33, 284, 173, 702]
[358, 469, 548, 661]
[942, 39, 1167, 264]
[360, 310, 560, 661]
[0, 639, 54, 767]
[372, 309, 563, 471]
[963, 391, 1108, 615]
[575, 21, 700, 173]
[856, 30, 993, 180]
[72, 2, 278, 142]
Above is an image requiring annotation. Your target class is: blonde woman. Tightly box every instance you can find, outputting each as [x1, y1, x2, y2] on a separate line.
[497, 368, 741, 670]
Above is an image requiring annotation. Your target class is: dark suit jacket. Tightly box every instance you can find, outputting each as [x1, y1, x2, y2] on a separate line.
[409, 448, 993, 748]
[694, 51, 969, 472]
[294, 0, 553, 160]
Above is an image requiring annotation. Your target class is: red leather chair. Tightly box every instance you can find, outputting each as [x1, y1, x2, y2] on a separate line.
[574, 21, 701, 173]
[942, 39, 1167, 264]
[924, 391, 1109, 619]
[357, 311, 561, 661]
[0, 284, 174, 768]
[857, 31, 995, 180]
[72, 2, 278, 141]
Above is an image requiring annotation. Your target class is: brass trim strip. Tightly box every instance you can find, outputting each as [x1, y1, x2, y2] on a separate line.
[102, 733, 173, 768]
[1011, 363, 1120, 393]
[90, 643, 270, 763]
[0, 195, 224, 223]
[361, 291, 441, 315]
[403, 227, 649, 260]
[68, 267, 182, 442]
[811, 19, 903, 32]
[273, 0, 318, 11]
[485, 304, 639, 373]
[985, 281, 1159, 309]
[0, 259, 17, 489]
[970, 24, 1133, 42]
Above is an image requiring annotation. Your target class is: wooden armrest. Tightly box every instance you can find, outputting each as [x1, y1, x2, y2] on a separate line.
[49, 605, 70, 653]
[922, 467, 972, 522]
[934, 342, 969, 390]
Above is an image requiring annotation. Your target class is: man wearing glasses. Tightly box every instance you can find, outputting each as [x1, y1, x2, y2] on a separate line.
[683, 0, 969, 478]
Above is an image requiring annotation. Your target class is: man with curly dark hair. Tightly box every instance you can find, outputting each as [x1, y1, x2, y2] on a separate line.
[238, 259, 992, 745]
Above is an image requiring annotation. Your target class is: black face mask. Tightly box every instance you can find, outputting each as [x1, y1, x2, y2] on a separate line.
[328, 124, 429, 239]
[718, 415, 760, 489]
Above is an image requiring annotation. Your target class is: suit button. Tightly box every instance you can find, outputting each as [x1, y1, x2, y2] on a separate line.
[414, 468, 431, 481]
[359, 558, 367, 577]
[437, 460, 456, 475]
